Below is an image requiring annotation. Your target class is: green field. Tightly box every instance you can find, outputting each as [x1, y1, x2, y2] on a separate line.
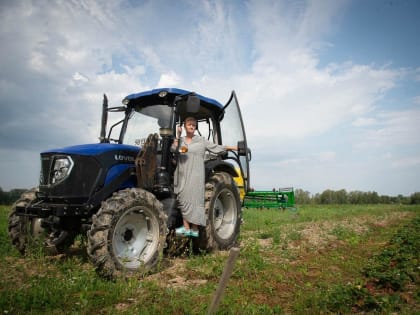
[1, 204, 419, 314]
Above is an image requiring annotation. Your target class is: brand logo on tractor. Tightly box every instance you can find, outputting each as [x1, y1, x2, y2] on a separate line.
[114, 155, 135, 162]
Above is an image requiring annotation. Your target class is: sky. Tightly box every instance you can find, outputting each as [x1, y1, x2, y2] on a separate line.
[0, 0, 419, 196]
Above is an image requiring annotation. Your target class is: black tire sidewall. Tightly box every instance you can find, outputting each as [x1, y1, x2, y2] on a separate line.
[197, 172, 241, 251]
[88, 188, 167, 278]
[8, 188, 38, 254]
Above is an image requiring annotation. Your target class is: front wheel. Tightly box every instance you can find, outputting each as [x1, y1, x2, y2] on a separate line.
[8, 188, 77, 255]
[195, 172, 242, 252]
[8, 189, 44, 254]
[87, 188, 167, 279]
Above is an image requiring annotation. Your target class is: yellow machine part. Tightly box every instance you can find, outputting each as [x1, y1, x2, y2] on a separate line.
[233, 168, 245, 202]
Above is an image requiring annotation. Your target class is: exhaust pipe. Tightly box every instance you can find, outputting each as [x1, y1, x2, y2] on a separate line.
[99, 94, 108, 143]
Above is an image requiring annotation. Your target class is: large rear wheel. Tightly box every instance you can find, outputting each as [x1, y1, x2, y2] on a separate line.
[195, 172, 242, 252]
[87, 188, 167, 279]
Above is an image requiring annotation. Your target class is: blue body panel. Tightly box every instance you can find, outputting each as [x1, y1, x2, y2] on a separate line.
[42, 143, 140, 191]
[105, 164, 136, 187]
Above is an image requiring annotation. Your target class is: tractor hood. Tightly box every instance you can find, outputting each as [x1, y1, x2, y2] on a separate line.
[42, 143, 140, 156]
[38, 143, 140, 199]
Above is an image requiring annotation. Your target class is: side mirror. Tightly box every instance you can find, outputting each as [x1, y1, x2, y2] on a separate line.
[237, 140, 246, 156]
[186, 95, 200, 113]
[238, 140, 252, 160]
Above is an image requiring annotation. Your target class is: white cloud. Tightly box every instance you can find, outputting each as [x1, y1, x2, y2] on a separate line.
[354, 109, 420, 150]
[157, 72, 183, 87]
[71, 72, 90, 87]
[352, 117, 377, 127]
[233, 57, 399, 151]
[0, 0, 419, 195]
[415, 67, 420, 81]
[391, 156, 420, 168]
[315, 151, 336, 162]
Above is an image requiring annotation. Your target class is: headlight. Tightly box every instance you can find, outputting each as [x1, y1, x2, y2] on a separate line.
[158, 90, 168, 98]
[51, 156, 74, 185]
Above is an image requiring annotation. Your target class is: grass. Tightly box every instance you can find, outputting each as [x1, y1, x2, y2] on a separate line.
[0, 204, 419, 314]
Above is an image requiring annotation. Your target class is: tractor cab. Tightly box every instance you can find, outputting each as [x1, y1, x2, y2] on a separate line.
[102, 88, 250, 199]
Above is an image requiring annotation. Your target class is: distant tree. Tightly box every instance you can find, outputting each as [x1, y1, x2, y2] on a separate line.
[394, 194, 411, 205]
[335, 189, 348, 204]
[388, 196, 401, 204]
[295, 188, 311, 204]
[312, 193, 321, 204]
[366, 191, 380, 204]
[410, 192, 420, 204]
[0, 188, 27, 205]
[9, 189, 26, 204]
[304, 188, 414, 205]
[346, 191, 358, 204]
[319, 189, 335, 204]
[0, 187, 5, 205]
[379, 195, 392, 204]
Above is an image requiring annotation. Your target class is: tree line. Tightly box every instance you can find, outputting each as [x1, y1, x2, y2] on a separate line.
[1, 187, 420, 205]
[294, 188, 420, 205]
[0, 188, 28, 205]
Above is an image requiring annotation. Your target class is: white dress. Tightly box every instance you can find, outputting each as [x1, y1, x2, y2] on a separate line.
[172, 136, 227, 226]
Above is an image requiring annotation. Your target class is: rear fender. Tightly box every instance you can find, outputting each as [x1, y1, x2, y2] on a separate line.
[205, 160, 238, 181]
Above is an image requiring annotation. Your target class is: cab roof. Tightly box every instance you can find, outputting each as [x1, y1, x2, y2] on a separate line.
[123, 88, 225, 121]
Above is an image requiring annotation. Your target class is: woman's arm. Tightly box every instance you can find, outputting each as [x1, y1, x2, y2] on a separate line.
[224, 145, 238, 151]
[205, 137, 238, 154]
[170, 126, 183, 152]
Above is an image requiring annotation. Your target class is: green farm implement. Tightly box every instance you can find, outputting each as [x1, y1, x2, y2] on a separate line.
[244, 187, 296, 210]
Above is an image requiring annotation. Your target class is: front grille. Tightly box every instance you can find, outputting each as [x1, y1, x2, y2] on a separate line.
[39, 153, 102, 199]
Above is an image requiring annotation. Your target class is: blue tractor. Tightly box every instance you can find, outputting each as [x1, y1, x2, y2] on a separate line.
[8, 88, 251, 278]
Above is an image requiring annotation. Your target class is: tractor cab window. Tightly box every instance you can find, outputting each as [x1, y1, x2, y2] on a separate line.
[139, 105, 173, 129]
[124, 105, 173, 146]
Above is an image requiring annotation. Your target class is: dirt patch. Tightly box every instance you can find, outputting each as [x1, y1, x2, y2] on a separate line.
[258, 238, 272, 248]
[249, 211, 414, 254]
[146, 257, 209, 289]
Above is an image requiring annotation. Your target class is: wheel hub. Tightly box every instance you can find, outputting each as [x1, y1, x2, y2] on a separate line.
[122, 228, 134, 242]
[213, 189, 237, 239]
[112, 207, 160, 269]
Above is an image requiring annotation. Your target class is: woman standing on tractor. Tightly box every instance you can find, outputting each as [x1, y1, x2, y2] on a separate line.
[172, 117, 237, 237]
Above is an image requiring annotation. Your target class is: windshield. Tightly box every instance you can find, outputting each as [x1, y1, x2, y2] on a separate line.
[124, 105, 174, 146]
[139, 105, 173, 128]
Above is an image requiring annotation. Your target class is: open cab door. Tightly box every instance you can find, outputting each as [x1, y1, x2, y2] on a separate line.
[220, 91, 251, 201]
